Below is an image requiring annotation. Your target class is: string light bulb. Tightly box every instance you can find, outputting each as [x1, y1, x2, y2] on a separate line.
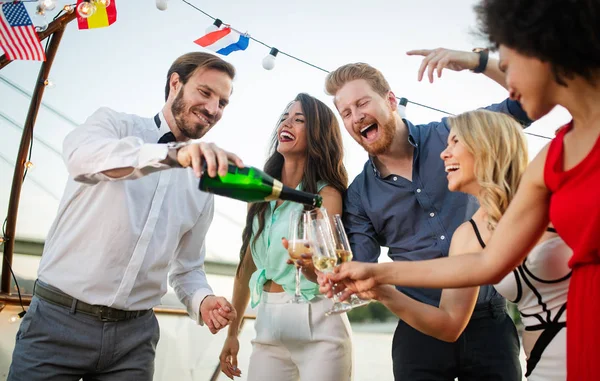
[24, 161, 34, 169]
[155, 0, 168, 11]
[8, 314, 19, 324]
[39, 0, 56, 11]
[43, 79, 55, 88]
[35, 3, 45, 15]
[262, 47, 279, 71]
[0, 237, 5, 244]
[77, 1, 96, 18]
[33, 3, 48, 32]
[64, 4, 75, 13]
[94, 0, 111, 8]
[397, 97, 408, 119]
[205, 18, 223, 34]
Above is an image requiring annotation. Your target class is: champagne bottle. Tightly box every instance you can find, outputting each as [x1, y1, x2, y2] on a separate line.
[199, 164, 323, 207]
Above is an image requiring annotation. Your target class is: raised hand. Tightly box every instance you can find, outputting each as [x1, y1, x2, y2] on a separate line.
[200, 295, 237, 334]
[283, 237, 318, 283]
[407, 48, 480, 83]
[327, 261, 379, 296]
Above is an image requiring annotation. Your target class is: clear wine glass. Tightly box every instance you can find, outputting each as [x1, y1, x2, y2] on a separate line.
[326, 214, 370, 315]
[307, 216, 338, 276]
[303, 210, 357, 315]
[288, 209, 310, 303]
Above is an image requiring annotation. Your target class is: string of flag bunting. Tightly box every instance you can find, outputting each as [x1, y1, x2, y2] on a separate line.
[0, 0, 552, 140]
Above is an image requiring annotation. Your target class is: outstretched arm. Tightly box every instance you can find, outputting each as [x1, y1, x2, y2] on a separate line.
[65, 108, 243, 183]
[347, 222, 480, 342]
[330, 144, 551, 292]
[407, 47, 506, 89]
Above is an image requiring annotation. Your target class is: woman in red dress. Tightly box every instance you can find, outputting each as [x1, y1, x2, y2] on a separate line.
[323, 1, 600, 379]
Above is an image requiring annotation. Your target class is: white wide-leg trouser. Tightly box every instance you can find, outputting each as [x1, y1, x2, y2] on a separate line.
[247, 292, 353, 381]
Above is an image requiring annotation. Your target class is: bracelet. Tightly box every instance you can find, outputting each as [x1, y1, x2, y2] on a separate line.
[472, 48, 489, 74]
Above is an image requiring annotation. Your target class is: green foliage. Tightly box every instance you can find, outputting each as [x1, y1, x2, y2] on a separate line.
[507, 302, 522, 327]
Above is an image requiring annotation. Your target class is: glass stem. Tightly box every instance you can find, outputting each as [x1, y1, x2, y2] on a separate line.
[330, 280, 341, 303]
[295, 266, 302, 299]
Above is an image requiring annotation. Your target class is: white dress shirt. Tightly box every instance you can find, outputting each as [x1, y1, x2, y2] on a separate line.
[38, 107, 214, 324]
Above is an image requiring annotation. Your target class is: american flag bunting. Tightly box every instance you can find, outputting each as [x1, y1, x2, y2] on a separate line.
[0, 2, 46, 61]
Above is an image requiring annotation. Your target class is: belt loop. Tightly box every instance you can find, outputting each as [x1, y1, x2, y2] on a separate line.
[70, 298, 78, 314]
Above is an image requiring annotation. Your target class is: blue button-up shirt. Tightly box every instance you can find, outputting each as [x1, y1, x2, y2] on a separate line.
[344, 99, 530, 306]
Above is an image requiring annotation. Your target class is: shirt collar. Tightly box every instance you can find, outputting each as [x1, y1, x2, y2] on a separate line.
[155, 111, 171, 136]
[368, 118, 419, 177]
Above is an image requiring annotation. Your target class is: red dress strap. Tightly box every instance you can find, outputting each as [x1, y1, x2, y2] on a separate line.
[544, 122, 573, 192]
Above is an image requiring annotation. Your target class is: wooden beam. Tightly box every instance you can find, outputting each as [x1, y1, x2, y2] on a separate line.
[1, 24, 70, 293]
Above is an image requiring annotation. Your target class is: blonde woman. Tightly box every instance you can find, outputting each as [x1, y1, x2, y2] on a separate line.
[343, 110, 570, 380]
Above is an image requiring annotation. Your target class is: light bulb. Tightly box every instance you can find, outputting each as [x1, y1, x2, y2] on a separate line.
[262, 47, 279, 71]
[32, 8, 48, 32]
[39, 0, 56, 11]
[0, 237, 5, 244]
[205, 18, 223, 34]
[155, 0, 168, 11]
[94, 0, 111, 8]
[77, 1, 96, 18]
[24, 161, 34, 169]
[43, 79, 55, 88]
[35, 3, 45, 15]
[397, 97, 408, 119]
[64, 4, 75, 13]
[8, 314, 19, 324]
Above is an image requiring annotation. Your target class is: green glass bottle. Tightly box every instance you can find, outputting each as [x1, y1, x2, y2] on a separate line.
[199, 164, 323, 207]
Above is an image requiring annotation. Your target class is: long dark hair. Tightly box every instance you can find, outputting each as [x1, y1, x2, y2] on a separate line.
[237, 93, 348, 276]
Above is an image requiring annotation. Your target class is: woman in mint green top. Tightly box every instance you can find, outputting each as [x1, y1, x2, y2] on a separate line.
[219, 93, 352, 381]
[247, 180, 329, 307]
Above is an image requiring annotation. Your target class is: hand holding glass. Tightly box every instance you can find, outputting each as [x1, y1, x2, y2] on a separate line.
[288, 209, 310, 303]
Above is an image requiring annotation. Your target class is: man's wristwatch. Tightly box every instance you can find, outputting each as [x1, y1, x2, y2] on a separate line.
[472, 48, 489, 74]
[164, 141, 188, 167]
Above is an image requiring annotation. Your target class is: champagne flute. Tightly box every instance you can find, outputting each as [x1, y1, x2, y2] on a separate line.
[323, 214, 355, 315]
[326, 214, 371, 315]
[308, 218, 338, 276]
[304, 210, 354, 315]
[288, 209, 310, 303]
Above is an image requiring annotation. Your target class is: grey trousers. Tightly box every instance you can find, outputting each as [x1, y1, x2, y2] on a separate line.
[8, 296, 160, 381]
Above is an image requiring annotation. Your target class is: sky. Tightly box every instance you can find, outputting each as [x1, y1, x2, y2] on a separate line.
[0, 0, 572, 264]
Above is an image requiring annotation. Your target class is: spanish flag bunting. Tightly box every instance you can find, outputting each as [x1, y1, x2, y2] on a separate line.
[77, 0, 117, 30]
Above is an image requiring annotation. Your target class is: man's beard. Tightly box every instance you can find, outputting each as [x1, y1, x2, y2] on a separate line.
[171, 89, 211, 140]
[361, 113, 395, 156]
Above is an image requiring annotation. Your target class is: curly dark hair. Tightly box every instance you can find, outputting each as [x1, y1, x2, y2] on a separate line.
[475, 0, 600, 85]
